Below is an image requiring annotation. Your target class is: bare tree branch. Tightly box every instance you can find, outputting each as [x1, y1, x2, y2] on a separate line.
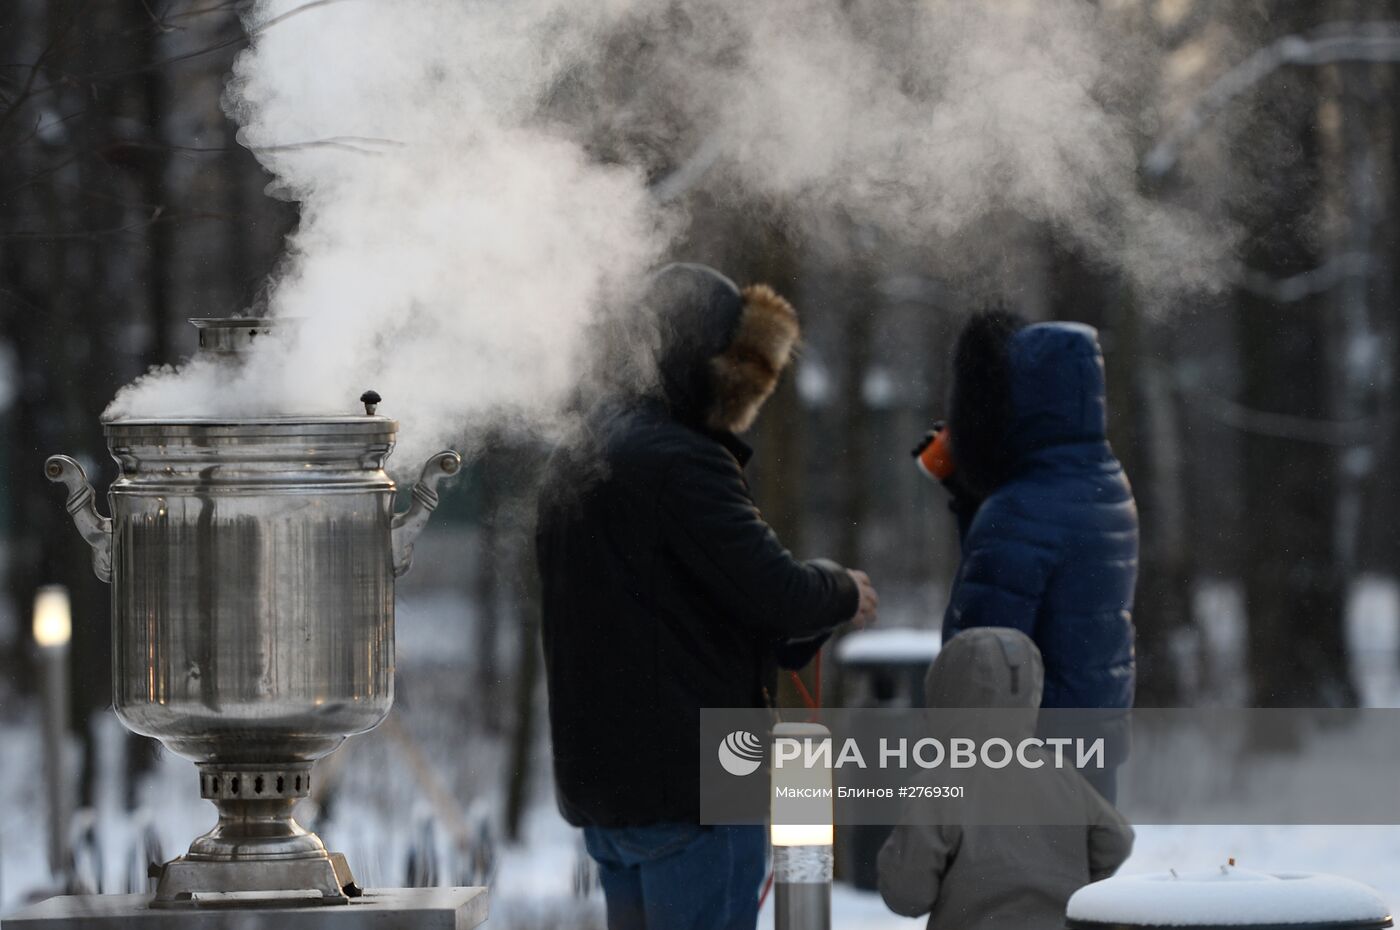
[0, 151, 83, 200]
[0, 6, 82, 137]
[1145, 22, 1400, 177]
[0, 108, 90, 156]
[4, 0, 362, 117]
[91, 135, 407, 158]
[1232, 252, 1373, 304]
[1178, 383, 1378, 446]
[1, 208, 234, 242]
[0, 286, 49, 315]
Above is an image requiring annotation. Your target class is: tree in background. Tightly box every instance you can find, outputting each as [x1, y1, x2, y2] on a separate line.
[1235, 2, 1357, 707]
[0, 0, 293, 802]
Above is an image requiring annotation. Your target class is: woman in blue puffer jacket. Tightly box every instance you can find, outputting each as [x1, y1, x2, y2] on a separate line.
[939, 311, 1138, 800]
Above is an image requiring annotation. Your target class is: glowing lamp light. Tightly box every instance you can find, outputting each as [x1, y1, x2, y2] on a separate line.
[33, 585, 72, 648]
[771, 822, 834, 847]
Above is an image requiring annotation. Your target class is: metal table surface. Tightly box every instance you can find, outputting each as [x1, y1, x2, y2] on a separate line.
[1, 887, 488, 930]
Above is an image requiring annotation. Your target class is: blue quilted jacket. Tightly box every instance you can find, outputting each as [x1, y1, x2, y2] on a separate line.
[942, 322, 1138, 712]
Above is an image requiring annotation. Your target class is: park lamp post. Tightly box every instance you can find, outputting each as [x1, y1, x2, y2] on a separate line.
[33, 585, 72, 884]
[771, 722, 833, 930]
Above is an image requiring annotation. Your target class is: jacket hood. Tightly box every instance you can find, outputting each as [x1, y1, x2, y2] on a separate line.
[924, 628, 1043, 739]
[1005, 322, 1108, 459]
[949, 315, 1108, 495]
[644, 262, 800, 435]
[925, 627, 1044, 711]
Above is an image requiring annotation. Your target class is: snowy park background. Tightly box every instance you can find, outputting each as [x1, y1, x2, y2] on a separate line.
[7, 0, 1400, 925]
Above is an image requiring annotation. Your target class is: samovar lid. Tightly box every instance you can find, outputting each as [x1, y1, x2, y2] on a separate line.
[103, 416, 396, 441]
[190, 317, 292, 356]
[101, 416, 400, 470]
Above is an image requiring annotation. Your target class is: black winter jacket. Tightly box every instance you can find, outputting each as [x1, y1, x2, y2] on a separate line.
[537, 265, 858, 827]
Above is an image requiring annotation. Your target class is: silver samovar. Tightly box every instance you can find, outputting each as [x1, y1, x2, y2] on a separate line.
[45, 318, 461, 908]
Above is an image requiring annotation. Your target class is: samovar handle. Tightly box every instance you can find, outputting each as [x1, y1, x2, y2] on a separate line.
[44, 455, 113, 583]
[390, 450, 463, 578]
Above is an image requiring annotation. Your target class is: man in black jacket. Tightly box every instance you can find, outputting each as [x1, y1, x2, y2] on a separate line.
[537, 263, 878, 930]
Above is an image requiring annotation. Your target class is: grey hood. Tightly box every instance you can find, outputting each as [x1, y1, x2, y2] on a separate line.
[924, 628, 1044, 739]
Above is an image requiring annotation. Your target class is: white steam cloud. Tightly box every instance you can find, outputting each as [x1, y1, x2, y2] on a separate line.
[108, 0, 669, 471]
[108, 0, 1228, 468]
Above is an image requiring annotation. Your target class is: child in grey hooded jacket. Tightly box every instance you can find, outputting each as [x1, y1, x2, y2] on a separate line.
[877, 627, 1133, 929]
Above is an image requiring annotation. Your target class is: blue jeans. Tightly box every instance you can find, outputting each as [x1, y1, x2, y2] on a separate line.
[583, 824, 766, 930]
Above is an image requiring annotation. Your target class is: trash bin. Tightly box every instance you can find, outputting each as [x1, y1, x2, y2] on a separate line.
[1066, 862, 1393, 930]
[833, 628, 941, 892]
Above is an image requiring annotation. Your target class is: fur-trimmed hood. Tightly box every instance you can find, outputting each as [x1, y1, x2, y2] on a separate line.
[644, 262, 799, 434]
[949, 314, 1109, 497]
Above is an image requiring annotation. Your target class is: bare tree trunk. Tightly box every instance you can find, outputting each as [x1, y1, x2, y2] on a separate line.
[495, 438, 550, 843]
[825, 241, 878, 707]
[1122, 315, 1194, 707]
[835, 304, 874, 575]
[475, 459, 503, 733]
[1369, 17, 1400, 577]
[503, 502, 542, 844]
[1321, 0, 1384, 588]
[1237, 6, 1356, 706]
[138, 27, 175, 369]
[0, 0, 132, 806]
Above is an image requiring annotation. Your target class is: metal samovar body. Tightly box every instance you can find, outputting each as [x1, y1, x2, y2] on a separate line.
[45, 319, 461, 907]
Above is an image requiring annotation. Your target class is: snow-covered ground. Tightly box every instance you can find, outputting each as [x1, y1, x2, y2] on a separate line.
[4, 572, 1400, 926]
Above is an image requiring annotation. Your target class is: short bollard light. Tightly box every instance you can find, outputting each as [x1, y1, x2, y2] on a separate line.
[33, 584, 72, 882]
[33, 584, 72, 648]
[771, 722, 833, 930]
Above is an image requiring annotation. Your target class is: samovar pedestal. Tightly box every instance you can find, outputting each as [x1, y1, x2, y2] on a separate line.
[1, 888, 488, 929]
[151, 763, 356, 907]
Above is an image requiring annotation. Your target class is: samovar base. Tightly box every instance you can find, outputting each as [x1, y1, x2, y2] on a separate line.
[4, 886, 489, 928]
[151, 852, 358, 908]
[150, 763, 361, 909]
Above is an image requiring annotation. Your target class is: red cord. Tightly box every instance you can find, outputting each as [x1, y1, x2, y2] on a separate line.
[789, 670, 816, 710]
[787, 651, 823, 720]
[758, 869, 776, 909]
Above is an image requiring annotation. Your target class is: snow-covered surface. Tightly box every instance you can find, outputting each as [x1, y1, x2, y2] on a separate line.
[836, 628, 941, 665]
[1068, 864, 1391, 926]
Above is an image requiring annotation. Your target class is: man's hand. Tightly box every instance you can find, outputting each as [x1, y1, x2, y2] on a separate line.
[848, 569, 879, 628]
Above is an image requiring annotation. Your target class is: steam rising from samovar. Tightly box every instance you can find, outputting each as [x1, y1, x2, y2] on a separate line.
[46, 318, 461, 908]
